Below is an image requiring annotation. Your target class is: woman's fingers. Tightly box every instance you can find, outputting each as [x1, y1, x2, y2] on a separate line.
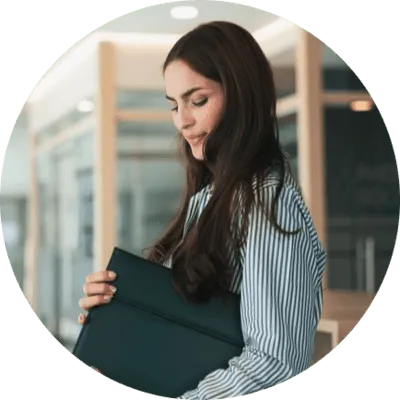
[86, 270, 117, 284]
[78, 313, 86, 325]
[79, 271, 116, 312]
[79, 294, 113, 311]
[83, 282, 117, 297]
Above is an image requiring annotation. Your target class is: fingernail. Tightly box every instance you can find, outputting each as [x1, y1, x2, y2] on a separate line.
[110, 286, 117, 293]
[104, 295, 112, 301]
[108, 271, 116, 279]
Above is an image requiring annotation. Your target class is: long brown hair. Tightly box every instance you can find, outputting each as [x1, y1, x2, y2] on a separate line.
[145, 21, 296, 302]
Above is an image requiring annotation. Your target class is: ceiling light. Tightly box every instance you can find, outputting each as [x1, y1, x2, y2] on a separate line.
[170, 6, 199, 20]
[350, 100, 373, 112]
[77, 100, 94, 113]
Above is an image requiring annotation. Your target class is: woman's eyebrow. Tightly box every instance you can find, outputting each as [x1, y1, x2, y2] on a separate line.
[165, 87, 205, 102]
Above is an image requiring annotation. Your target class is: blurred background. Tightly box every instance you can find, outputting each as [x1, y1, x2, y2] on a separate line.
[1, 1, 399, 362]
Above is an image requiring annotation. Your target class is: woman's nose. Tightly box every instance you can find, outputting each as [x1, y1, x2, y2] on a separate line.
[177, 108, 195, 131]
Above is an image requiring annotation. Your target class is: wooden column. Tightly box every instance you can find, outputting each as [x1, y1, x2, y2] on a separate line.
[295, 30, 328, 288]
[24, 104, 39, 311]
[94, 41, 116, 271]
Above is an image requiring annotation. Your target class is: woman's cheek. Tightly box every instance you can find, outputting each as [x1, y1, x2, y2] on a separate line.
[204, 106, 219, 128]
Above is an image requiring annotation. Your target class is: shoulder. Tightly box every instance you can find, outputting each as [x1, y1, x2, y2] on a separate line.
[249, 162, 326, 259]
[250, 154, 303, 211]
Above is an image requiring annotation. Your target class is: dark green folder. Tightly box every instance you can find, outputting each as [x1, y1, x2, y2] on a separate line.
[72, 247, 244, 398]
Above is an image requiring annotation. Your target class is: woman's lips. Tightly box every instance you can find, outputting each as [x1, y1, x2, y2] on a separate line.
[187, 133, 207, 146]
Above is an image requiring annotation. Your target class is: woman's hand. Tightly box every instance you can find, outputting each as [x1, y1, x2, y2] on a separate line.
[78, 270, 117, 325]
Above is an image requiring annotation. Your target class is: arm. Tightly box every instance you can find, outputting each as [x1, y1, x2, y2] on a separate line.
[178, 184, 326, 399]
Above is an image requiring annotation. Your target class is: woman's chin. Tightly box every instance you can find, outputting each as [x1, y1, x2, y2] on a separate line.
[191, 147, 205, 161]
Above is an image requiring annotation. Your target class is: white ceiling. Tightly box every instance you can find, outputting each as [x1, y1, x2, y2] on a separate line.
[96, 1, 278, 35]
[94, 1, 344, 67]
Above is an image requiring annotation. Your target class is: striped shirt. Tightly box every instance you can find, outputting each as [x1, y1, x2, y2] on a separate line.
[164, 163, 326, 399]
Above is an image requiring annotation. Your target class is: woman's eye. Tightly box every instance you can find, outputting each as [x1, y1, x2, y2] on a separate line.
[169, 98, 208, 112]
[192, 98, 208, 107]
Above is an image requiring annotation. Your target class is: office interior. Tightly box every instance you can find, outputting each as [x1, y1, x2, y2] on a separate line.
[1, 2, 398, 361]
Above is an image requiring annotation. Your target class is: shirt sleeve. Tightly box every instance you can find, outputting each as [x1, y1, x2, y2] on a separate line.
[177, 184, 326, 399]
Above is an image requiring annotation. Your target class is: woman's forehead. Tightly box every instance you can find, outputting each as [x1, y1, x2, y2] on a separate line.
[164, 60, 215, 96]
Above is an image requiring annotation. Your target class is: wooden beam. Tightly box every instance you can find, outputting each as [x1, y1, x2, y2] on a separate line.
[295, 30, 328, 288]
[94, 42, 116, 272]
[115, 110, 171, 121]
[323, 91, 372, 104]
[276, 94, 298, 118]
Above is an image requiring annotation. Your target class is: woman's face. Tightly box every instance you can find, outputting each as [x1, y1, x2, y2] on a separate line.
[164, 60, 224, 160]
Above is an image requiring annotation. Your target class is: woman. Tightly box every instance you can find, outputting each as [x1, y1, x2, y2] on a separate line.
[78, 21, 326, 399]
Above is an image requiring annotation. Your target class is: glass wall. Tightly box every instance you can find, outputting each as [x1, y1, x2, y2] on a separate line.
[116, 90, 186, 257]
[272, 46, 400, 292]
[277, 112, 298, 179]
[1, 113, 29, 292]
[0, 196, 27, 288]
[36, 129, 94, 349]
[323, 67, 366, 92]
[324, 104, 399, 291]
